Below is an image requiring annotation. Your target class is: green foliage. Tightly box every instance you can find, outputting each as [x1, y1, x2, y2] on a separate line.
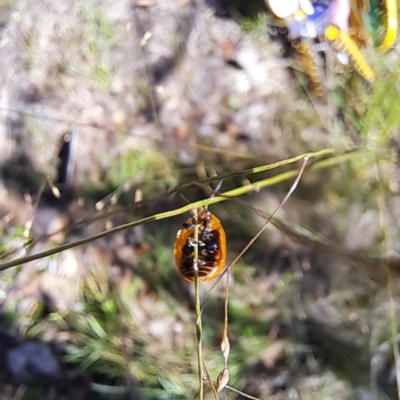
[240, 14, 271, 34]
[108, 148, 177, 191]
[336, 52, 400, 149]
[56, 272, 159, 385]
[0, 225, 31, 263]
[76, 4, 114, 89]
[359, 58, 400, 145]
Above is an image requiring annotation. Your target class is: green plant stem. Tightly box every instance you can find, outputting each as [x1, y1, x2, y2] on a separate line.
[222, 272, 229, 367]
[68, 148, 338, 229]
[225, 385, 260, 400]
[0, 150, 364, 271]
[202, 359, 219, 399]
[202, 156, 309, 308]
[193, 211, 204, 399]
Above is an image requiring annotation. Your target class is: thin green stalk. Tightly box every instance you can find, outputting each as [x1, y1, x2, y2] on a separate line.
[193, 210, 204, 399]
[225, 385, 260, 400]
[202, 359, 219, 399]
[223, 272, 229, 368]
[72, 148, 338, 231]
[202, 157, 309, 309]
[0, 150, 364, 271]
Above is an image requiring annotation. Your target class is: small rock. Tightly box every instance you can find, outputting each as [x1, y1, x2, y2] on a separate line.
[110, 76, 125, 95]
[7, 342, 61, 384]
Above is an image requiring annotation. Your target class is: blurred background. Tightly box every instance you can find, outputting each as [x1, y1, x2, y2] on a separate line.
[0, 0, 400, 398]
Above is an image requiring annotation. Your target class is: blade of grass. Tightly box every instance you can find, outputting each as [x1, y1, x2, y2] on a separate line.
[73, 148, 338, 229]
[192, 209, 204, 399]
[0, 150, 366, 271]
[225, 385, 260, 400]
[201, 156, 309, 309]
[202, 359, 219, 400]
[25, 148, 339, 249]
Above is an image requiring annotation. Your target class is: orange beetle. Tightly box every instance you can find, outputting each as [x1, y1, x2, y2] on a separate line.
[174, 207, 226, 283]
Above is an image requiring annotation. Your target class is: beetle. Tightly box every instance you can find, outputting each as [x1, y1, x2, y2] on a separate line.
[174, 207, 226, 283]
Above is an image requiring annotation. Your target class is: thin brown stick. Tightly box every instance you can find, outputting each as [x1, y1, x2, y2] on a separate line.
[1, 151, 364, 272]
[225, 385, 261, 400]
[202, 157, 309, 310]
[202, 359, 219, 400]
[192, 209, 204, 399]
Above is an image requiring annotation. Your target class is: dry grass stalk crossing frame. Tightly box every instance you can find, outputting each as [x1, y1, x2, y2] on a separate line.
[0, 149, 366, 272]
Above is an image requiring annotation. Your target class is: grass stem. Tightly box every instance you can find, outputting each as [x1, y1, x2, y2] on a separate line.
[193, 210, 204, 399]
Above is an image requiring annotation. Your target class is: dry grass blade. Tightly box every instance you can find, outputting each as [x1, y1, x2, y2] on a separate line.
[221, 273, 230, 365]
[192, 209, 204, 399]
[225, 385, 261, 400]
[73, 149, 337, 230]
[202, 359, 219, 400]
[202, 157, 309, 308]
[0, 151, 363, 272]
[221, 331, 230, 367]
[216, 368, 229, 393]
